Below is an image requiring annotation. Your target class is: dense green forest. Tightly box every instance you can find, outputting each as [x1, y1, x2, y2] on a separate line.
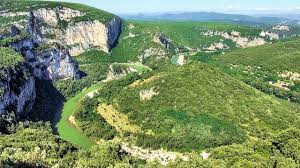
[73, 62, 300, 153]
[1, 122, 300, 167]
[1, 0, 300, 167]
[208, 38, 300, 104]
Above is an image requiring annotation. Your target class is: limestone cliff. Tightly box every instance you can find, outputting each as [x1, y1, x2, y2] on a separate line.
[0, 63, 36, 117]
[0, 3, 121, 117]
[62, 17, 121, 56]
[9, 26, 79, 80]
[25, 6, 122, 56]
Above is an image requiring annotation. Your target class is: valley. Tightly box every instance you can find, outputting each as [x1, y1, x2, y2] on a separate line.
[1, 0, 300, 167]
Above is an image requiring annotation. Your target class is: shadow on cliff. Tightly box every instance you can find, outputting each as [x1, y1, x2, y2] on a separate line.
[26, 79, 65, 134]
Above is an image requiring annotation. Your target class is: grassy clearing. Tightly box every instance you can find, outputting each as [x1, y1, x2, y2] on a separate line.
[97, 103, 142, 133]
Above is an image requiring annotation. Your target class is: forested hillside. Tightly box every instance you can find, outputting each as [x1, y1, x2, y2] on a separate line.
[1, 0, 300, 167]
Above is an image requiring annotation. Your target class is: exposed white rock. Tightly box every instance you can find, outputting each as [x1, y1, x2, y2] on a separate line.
[177, 55, 186, 66]
[231, 31, 240, 37]
[205, 42, 229, 51]
[39, 47, 80, 80]
[238, 37, 266, 48]
[121, 144, 189, 165]
[279, 71, 300, 81]
[140, 87, 159, 101]
[202, 30, 267, 48]
[86, 90, 99, 99]
[0, 12, 29, 17]
[270, 80, 293, 91]
[32, 7, 84, 26]
[62, 17, 121, 56]
[105, 64, 134, 81]
[260, 31, 279, 40]
[128, 23, 135, 30]
[138, 48, 167, 63]
[11, 37, 79, 80]
[26, 7, 122, 56]
[273, 25, 290, 31]
[122, 32, 137, 39]
[200, 151, 211, 160]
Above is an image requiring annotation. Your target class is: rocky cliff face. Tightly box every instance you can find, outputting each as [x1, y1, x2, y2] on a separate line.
[27, 7, 122, 56]
[0, 63, 36, 117]
[62, 17, 121, 56]
[10, 28, 79, 80]
[0, 4, 121, 118]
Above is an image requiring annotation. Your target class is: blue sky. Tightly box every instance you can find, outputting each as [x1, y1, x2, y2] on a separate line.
[58, 0, 300, 14]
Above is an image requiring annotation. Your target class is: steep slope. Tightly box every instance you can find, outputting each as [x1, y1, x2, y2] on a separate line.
[0, 0, 122, 56]
[0, 1, 123, 125]
[0, 48, 35, 130]
[215, 38, 300, 103]
[88, 63, 300, 152]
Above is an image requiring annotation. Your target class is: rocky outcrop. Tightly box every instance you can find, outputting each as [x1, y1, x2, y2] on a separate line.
[140, 87, 159, 101]
[259, 31, 279, 40]
[10, 29, 79, 80]
[202, 30, 268, 48]
[121, 144, 189, 165]
[34, 46, 80, 80]
[138, 48, 167, 63]
[62, 17, 122, 56]
[29, 7, 121, 56]
[273, 25, 290, 31]
[153, 32, 172, 50]
[105, 64, 134, 81]
[0, 63, 36, 117]
[1, 7, 122, 56]
[33, 7, 84, 26]
[205, 42, 229, 51]
[0, 5, 121, 119]
[177, 55, 186, 66]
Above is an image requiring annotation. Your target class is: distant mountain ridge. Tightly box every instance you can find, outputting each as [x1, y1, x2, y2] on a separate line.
[121, 12, 297, 25]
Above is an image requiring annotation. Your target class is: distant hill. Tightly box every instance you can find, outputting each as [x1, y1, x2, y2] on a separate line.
[121, 12, 294, 25]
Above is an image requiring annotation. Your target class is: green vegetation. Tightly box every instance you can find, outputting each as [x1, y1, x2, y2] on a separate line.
[54, 63, 109, 99]
[0, 30, 29, 47]
[140, 21, 260, 47]
[94, 63, 300, 152]
[0, 122, 143, 167]
[56, 64, 150, 148]
[0, 47, 24, 69]
[99, 20, 262, 63]
[55, 83, 102, 148]
[164, 128, 300, 167]
[1, 0, 115, 24]
[212, 38, 300, 104]
[2, 121, 300, 167]
[218, 39, 300, 72]
[0, 16, 27, 30]
[2, 1, 300, 167]
[74, 97, 118, 141]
